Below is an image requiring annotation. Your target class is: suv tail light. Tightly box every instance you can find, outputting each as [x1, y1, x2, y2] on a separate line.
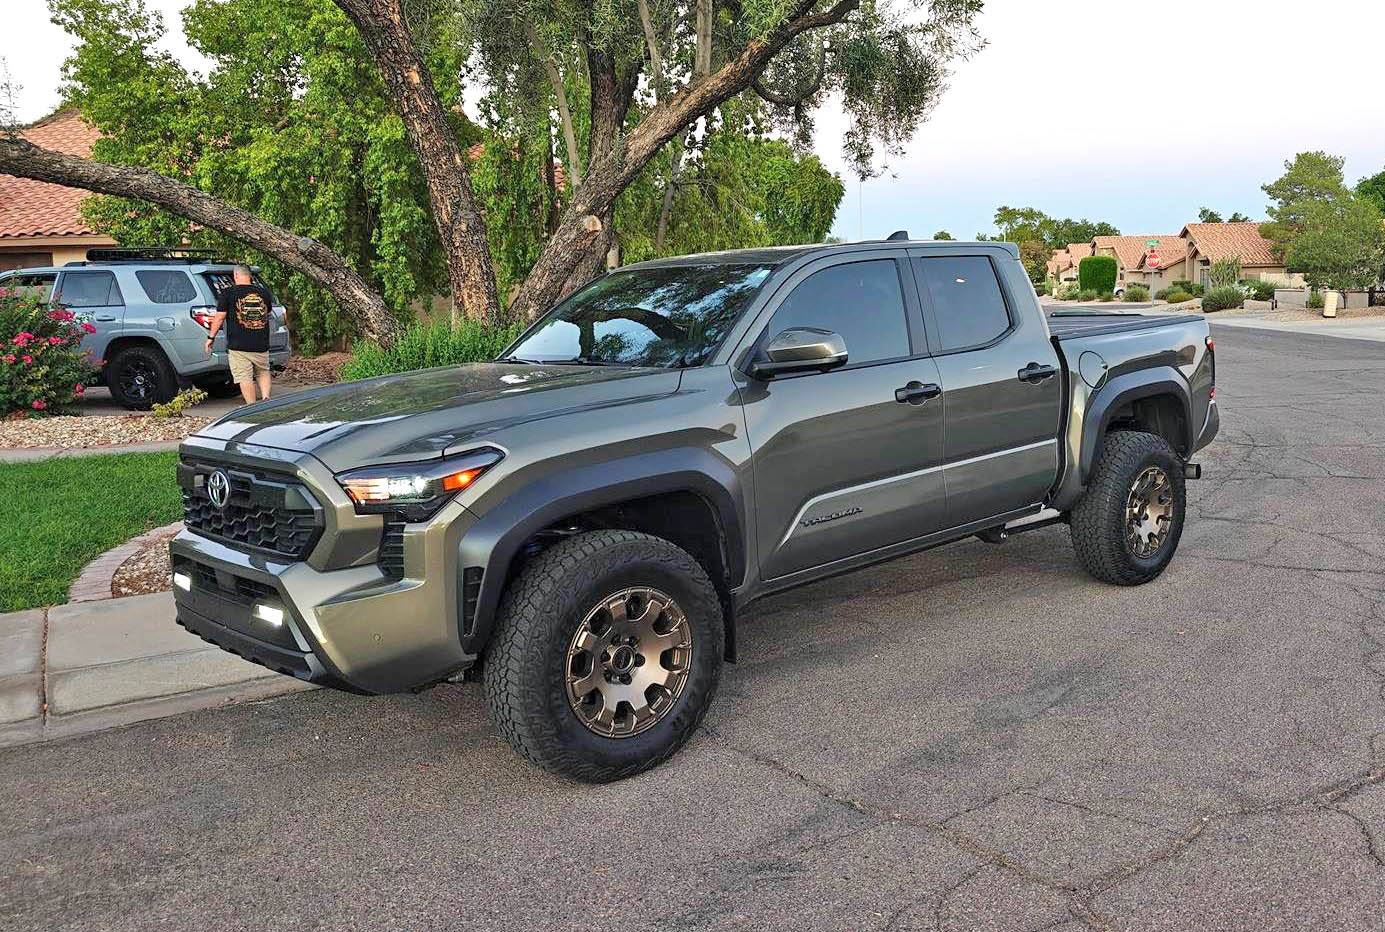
[191, 306, 217, 330]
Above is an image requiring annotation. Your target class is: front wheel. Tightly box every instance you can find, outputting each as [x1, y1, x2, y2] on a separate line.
[1070, 430, 1186, 585]
[106, 345, 176, 410]
[483, 530, 724, 782]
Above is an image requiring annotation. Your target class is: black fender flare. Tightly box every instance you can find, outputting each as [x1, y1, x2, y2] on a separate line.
[1052, 366, 1192, 510]
[456, 447, 746, 658]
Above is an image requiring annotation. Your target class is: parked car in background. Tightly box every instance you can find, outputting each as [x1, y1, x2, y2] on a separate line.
[0, 248, 291, 409]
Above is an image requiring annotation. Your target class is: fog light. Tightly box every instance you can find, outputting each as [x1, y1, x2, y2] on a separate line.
[253, 604, 285, 626]
[173, 572, 191, 592]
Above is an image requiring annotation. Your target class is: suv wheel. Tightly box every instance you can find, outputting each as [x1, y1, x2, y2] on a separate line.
[483, 530, 724, 782]
[1070, 430, 1186, 585]
[107, 345, 176, 410]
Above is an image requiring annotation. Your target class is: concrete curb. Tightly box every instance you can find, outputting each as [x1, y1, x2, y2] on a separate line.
[0, 594, 315, 750]
[0, 440, 184, 463]
[69, 520, 185, 603]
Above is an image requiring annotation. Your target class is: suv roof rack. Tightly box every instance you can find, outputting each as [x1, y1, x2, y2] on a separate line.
[79, 247, 233, 265]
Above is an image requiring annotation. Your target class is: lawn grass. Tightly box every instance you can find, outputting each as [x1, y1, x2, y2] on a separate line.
[0, 452, 182, 612]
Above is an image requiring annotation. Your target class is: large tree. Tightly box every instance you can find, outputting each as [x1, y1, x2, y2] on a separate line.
[1, 0, 981, 341]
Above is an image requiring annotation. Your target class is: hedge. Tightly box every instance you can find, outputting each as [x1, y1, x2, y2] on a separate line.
[1078, 255, 1118, 295]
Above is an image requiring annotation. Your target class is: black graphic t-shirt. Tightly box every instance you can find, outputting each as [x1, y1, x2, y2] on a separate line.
[217, 284, 275, 352]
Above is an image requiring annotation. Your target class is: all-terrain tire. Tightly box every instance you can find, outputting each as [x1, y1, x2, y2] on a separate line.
[106, 344, 177, 410]
[483, 530, 724, 782]
[1070, 430, 1186, 585]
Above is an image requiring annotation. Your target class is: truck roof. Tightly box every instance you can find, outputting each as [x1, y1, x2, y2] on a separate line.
[622, 238, 1018, 271]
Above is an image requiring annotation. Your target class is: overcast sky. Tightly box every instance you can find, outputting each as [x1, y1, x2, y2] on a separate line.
[8, 0, 1385, 242]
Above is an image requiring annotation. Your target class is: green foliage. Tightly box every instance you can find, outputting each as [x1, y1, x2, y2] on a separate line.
[341, 318, 526, 380]
[1261, 150, 1351, 259]
[1171, 280, 1203, 297]
[1307, 289, 1325, 310]
[1244, 279, 1277, 301]
[1284, 195, 1385, 291]
[1018, 240, 1050, 285]
[1078, 255, 1117, 294]
[0, 451, 182, 611]
[152, 386, 208, 417]
[1036, 279, 1050, 296]
[1159, 289, 1194, 304]
[932, 230, 954, 241]
[1358, 170, 1385, 215]
[1075, 289, 1099, 301]
[1208, 258, 1242, 288]
[1228, 212, 1250, 223]
[0, 292, 97, 416]
[1055, 282, 1081, 300]
[988, 206, 1118, 251]
[1122, 283, 1150, 302]
[1197, 207, 1222, 223]
[1202, 286, 1245, 312]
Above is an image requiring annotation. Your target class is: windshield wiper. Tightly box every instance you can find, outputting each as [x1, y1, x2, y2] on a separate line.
[497, 356, 543, 364]
[564, 356, 626, 367]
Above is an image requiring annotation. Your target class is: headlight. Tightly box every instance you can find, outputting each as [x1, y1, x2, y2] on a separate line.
[336, 448, 503, 519]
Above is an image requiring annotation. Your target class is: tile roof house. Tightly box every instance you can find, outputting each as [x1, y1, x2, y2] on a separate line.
[1092, 234, 1187, 292]
[1054, 242, 1091, 285]
[0, 108, 117, 271]
[1177, 221, 1304, 286]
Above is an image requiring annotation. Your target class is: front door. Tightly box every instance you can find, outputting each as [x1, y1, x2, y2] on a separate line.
[740, 254, 948, 581]
[912, 253, 1063, 526]
[56, 270, 125, 366]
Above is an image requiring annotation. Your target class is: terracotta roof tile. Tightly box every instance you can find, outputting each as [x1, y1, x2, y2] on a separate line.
[0, 109, 103, 239]
[1135, 236, 1189, 271]
[1066, 242, 1093, 261]
[1179, 221, 1278, 266]
[1097, 234, 1183, 271]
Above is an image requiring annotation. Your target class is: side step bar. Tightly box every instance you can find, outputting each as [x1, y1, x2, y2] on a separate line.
[976, 508, 1065, 544]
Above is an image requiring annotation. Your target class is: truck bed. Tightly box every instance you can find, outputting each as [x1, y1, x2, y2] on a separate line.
[1046, 310, 1204, 340]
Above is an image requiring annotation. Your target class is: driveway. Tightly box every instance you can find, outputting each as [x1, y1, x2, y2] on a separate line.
[3, 326, 1385, 931]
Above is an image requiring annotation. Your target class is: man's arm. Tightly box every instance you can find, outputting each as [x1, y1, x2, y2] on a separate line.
[205, 311, 228, 354]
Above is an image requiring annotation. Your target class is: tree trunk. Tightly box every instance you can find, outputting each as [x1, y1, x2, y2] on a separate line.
[525, 21, 583, 189]
[0, 135, 399, 345]
[333, 0, 500, 324]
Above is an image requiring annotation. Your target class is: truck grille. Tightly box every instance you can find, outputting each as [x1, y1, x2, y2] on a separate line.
[179, 459, 323, 560]
[379, 515, 407, 578]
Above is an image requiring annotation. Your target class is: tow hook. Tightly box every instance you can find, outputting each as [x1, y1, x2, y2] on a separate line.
[1184, 463, 1202, 480]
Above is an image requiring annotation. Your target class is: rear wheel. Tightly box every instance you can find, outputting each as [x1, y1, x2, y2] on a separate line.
[1070, 430, 1186, 585]
[107, 345, 176, 410]
[483, 530, 723, 782]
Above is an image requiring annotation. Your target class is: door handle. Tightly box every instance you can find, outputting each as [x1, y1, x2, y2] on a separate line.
[94, 314, 118, 322]
[1017, 362, 1058, 383]
[894, 381, 942, 405]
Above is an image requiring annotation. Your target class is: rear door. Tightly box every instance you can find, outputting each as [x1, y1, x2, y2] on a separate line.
[55, 270, 124, 365]
[739, 253, 948, 580]
[912, 252, 1063, 527]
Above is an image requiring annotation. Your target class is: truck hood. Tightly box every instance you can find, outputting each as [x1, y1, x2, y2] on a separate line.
[193, 362, 681, 473]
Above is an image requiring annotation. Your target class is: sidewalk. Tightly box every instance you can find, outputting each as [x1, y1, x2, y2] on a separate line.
[1205, 312, 1385, 343]
[0, 593, 313, 748]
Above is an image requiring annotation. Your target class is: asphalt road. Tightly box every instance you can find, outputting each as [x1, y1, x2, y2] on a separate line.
[4, 326, 1385, 931]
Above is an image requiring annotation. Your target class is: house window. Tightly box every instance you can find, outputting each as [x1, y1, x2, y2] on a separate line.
[0, 252, 54, 273]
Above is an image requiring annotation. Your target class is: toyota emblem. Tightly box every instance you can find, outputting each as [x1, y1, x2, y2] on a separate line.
[207, 470, 231, 509]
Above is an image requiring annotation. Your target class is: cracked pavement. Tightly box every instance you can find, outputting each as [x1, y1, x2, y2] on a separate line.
[3, 326, 1385, 931]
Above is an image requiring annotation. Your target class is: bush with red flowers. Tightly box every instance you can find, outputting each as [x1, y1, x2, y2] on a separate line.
[0, 288, 98, 416]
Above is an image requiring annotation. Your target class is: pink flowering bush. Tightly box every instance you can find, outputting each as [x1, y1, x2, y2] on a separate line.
[0, 289, 97, 416]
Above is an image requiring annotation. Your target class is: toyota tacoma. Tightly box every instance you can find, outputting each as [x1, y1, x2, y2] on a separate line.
[170, 238, 1218, 781]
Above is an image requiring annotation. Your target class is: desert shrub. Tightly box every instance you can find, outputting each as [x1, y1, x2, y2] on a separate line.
[1208, 258, 1242, 288]
[152, 387, 209, 417]
[0, 289, 98, 416]
[1243, 279, 1276, 301]
[1098, 292, 1116, 302]
[1202, 285, 1245, 312]
[1036, 279, 1050, 296]
[341, 317, 527, 381]
[1307, 290, 1325, 310]
[1078, 255, 1118, 294]
[1171, 279, 1204, 297]
[1077, 289, 1100, 301]
[1122, 283, 1150, 302]
[1055, 282, 1080, 300]
[1160, 289, 1194, 304]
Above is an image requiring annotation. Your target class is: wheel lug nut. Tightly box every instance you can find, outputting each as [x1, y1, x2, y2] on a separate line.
[621, 674, 632, 684]
[634, 655, 644, 666]
[601, 651, 610, 662]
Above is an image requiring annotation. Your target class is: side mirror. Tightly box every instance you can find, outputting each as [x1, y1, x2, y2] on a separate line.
[752, 327, 848, 378]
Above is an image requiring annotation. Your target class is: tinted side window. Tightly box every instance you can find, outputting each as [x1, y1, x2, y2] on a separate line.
[10, 273, 57, 302]
[59, 271, 123, 308]
[918, 256, 1011, 352]
[764, 260, 909, 367]
[136, 270, 197, 304]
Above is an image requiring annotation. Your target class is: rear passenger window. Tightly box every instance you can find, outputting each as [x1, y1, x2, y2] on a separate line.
[9, 273, 57, 302]
[58, 271, 123, 308]
[136, 270, 197, 304]
[918, 256, 1012, 352]
[764, 260, 910, 367]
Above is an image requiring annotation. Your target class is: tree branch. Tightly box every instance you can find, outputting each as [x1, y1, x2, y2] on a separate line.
[750, 38, 827, 107]
[0, 136, 398, 344]
[525, 20, 583, 188]
[332, 0, 500, 324]
[636, 0, 663, 88]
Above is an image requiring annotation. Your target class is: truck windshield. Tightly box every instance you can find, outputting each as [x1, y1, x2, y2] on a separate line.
[504, 263, 774, 368]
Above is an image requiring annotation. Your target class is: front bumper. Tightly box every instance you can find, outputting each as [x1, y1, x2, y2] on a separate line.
[170, 439, 480, 694]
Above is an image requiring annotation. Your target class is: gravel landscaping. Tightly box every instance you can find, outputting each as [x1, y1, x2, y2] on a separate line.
[0, 414, 211, 449]
[111, 528, 178, 598]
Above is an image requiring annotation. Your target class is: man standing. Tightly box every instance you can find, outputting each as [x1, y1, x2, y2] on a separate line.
[206, 265, 274, 404]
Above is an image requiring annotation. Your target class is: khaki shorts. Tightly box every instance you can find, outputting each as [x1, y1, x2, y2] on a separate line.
[228, 350, 270, 383]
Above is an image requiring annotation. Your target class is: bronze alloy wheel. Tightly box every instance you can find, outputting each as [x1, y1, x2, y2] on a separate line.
[564, 587, 693, 738]
[1125, 465, 1175, 558]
